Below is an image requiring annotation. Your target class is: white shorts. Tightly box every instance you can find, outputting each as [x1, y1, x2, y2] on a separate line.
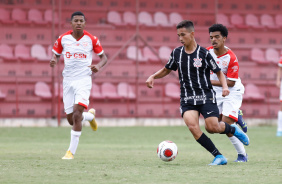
[63, 76, 92, 114]
[216, 92, 243, 121]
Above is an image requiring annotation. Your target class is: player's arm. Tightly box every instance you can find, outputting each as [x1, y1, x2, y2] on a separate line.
[89, 52, 108, 73]
[215, 71, 230, 97]
[210, 79, 235, 87]
[146, 67, 171, 88]
[50, 53, 60, 67]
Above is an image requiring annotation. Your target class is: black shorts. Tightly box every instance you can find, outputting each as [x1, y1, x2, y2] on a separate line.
[180, 102, 219, 119]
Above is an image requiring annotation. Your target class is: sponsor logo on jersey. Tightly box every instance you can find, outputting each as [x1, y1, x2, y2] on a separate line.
[210, 59, 217, 70]
[193, 58, 202, 68]
[232, 65, 238, 72]
[65, 52, 87, 59]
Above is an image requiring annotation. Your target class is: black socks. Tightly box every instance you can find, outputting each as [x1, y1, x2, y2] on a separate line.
[197, 133, 222, 157]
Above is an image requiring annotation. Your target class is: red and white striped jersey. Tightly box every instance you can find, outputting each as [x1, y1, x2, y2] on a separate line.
[52, 30, 104, 80]
[207, 46, 244, 94]
[278, 55, 282, 67]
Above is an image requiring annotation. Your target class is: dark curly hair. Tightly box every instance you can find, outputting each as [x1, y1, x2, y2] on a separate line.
[208, 24, 228, 38]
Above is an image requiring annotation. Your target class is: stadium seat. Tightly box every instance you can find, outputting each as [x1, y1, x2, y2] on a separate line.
[143, 46, 159, 62]
[169, 12, 183, 26]
[28, 9, 47, 25]
[165, 82, 180, 99]
[0, 8, 14, 24]
[275, 14, 282, 28]
[31, 44, 49, 61]
[0, 90, 6, 100]
[126, 45, 147, 62]
[159, 46, 172, 60]
[153, 12, 172, 27]
[243, 83, 264, 101]
[107, 11, 124, 26]
[14, 44, 35, 62]
[230, 14, 249, 29]
[260, 14, 278, 29]
[117, 82, 136, 99]
[245, 14, 264, 29]
[250, 48, 267, 64]
[11, 8, 30, 25]
[90, 83, 103, 100]
[101, 82, 121, 99]
[44, 9, 59, 24]
[138, 11, 156, 27]
[34, 82, 52, 99]
[123, 11, 136, 26]
[265, 48, 280, 64]
[0, 44, 17, 62]
[216, 14, 234, 28]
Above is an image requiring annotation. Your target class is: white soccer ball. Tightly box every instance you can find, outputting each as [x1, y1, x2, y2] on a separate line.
[157, 140, 178, 162]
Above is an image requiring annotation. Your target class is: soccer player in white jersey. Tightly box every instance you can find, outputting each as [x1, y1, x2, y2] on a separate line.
[50, 11, 107, 159]
[207, 24, 248, 162]
[276, 55, 282, 137]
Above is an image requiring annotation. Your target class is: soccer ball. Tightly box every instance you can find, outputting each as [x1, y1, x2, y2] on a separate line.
[157, 140, 178, 162]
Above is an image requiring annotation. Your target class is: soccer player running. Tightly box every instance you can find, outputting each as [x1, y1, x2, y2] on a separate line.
[207, 24, 248, 162]
[276, 55, 282, 137]
[50, 11, 107, 159]
[146, 20, 249, 165]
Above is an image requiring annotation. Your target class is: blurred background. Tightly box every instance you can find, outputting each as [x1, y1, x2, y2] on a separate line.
[0, 0, 281, 125]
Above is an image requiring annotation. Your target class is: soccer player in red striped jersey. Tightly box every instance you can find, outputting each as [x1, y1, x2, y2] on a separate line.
[208, 24, 248, 162]
[50, 11, 107, 159]
[276, 55, 282, 136]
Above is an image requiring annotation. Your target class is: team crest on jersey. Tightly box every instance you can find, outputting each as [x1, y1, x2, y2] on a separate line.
[222, 60, 228, 67]
[193, 58, 202, 68]
[54, 41, 58, 48]
[82, 42, 88, 47]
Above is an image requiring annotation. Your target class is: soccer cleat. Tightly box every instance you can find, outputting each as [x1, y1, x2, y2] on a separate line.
[88, 108, 98, 131]
[208, 155, 227, 166]
[234, 154, 248, 162]
[277, 131, 282, 137]
[62, 150, 74, 160]
[231, 124, 250, 146]
[236, 110, 248, 133]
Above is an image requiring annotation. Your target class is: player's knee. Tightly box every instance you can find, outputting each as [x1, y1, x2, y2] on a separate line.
[205, 124, 220, 133]
[72, 110, 83, 123]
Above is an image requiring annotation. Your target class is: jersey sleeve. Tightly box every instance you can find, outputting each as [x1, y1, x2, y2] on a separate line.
[165, 50, 177, 71]
[91, 36, 104, 55]
[226, 55, 239, 81]
[52, 36, 63, 55]
[206, 52, 220, 73]
[278, 55, 282, 67]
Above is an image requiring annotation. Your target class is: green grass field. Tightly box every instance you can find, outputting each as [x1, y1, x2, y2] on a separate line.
[0, 125, 282, 184]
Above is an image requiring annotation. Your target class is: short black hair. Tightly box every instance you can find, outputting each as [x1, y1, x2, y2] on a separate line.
[71, 11, 85, 20]
[209, 24, 228, 38]
[176, 20, 194, 31]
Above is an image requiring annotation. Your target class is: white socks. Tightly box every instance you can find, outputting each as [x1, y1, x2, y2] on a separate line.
[68, 130, 81, 155]
[82, 112, 94, 122]
[229, 136, 246, 156]
[278, 111, 282, 131]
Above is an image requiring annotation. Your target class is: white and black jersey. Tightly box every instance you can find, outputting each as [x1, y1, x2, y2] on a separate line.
[165, 45, 221, 105]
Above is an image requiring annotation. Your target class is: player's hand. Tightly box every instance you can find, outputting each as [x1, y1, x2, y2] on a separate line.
[146, 76, 154, 88]
[88, 65, 100, 73]
[49, 58, 57, 67]
[222, 87, 230, 97]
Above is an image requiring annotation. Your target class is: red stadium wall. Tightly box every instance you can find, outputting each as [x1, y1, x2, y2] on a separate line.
[0, 0, 281, 119]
